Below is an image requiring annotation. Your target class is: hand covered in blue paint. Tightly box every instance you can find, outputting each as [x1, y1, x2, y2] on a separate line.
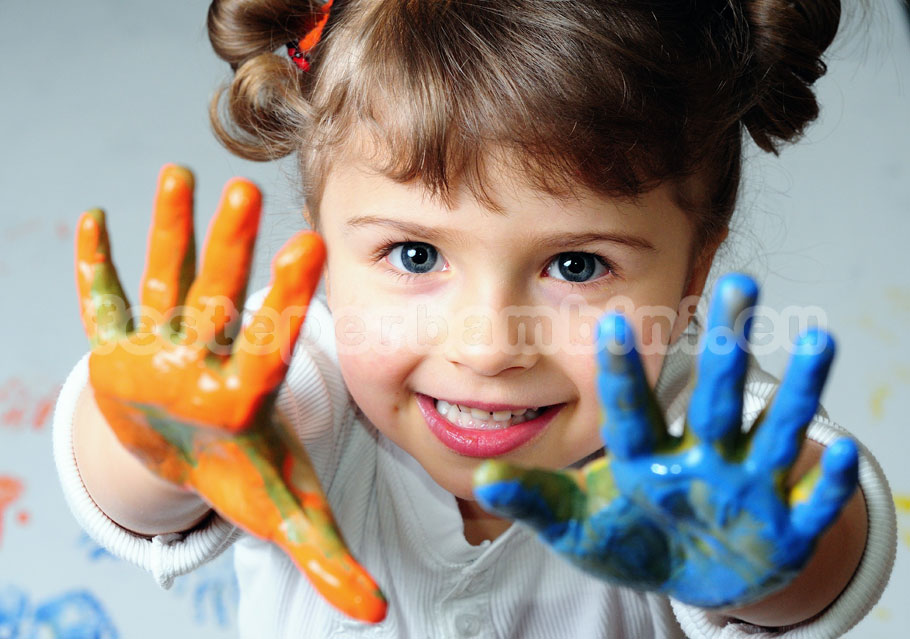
[472, 273, 859, 608]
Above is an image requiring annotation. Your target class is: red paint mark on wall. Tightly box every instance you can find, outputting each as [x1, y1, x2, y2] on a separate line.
[32, 387, 60, 430]
[56, 221, 72, 241]
[0, 378, 61, 431]
[2, 219, 41, 241]
[16, 510, 30, 525]
[0, 475, 24, 547]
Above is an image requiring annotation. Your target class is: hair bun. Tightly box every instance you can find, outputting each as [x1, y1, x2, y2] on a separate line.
[740, 0, 841, 153]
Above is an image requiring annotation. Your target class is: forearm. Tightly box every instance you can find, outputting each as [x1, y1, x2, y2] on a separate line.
[72, 384, 212, 537]
[722, 439, 869, 627]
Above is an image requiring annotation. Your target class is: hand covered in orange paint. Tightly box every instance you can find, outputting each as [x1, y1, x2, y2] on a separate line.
[74, 164, 386, 623]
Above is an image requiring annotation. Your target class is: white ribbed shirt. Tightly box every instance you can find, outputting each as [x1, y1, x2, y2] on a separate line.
[53, 288, 897, 639]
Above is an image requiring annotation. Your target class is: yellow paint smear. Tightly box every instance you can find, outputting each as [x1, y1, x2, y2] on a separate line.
[869, 384, 891, 420]
[872, 606, 891, 621]
[873, 606, 891, 621]
[895, 494, 910, 514]
[885, 286, 910, 314]
[856, 314, 899, 344]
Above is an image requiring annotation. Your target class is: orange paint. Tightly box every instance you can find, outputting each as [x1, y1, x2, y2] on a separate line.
[16, 510, 30, 525]
[1, 407, 24, 426]
[74, 166, 386, 622]
[0, 475, 24, 547]
[32, 387, 59, 429]
[140, 164, 197, 318]
[0, 378, 26, 400]
[0, 378, 60, 430]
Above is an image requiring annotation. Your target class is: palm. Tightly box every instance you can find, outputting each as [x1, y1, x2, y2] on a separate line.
[473, 274, 858, 608]
[74, 165, 386, 622]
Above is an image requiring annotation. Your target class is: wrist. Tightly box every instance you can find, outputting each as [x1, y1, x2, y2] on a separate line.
[73, 384, 212, 537]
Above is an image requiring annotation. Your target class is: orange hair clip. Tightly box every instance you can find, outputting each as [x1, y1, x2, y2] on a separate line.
[286, 0, 334, 71]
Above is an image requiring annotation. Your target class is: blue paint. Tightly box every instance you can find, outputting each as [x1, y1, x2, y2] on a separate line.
[474, 273, 860, 608]
[594, 313, 667, 458]
[34, 590, 119, 639]
[79, 532, 116, 562]
[0, 585, 28, 638]
[171, 555, 239, 628]
[686, 273, 757, 448]
[78, 530, 238, 629]
[0, 584, 118, 639]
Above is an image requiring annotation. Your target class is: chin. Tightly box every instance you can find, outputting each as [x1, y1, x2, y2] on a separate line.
[426, 464, 481, 502]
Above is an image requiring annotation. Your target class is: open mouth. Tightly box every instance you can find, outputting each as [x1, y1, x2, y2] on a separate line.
[432, 398, 555, 430]
[415, 393, 565, 457]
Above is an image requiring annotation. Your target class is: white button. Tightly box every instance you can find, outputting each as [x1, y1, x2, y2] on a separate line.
[455, 613, 481, 637]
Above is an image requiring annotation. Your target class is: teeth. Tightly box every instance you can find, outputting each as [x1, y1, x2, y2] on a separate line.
[433, 397, 545, 430]
[470, 408, 489, 420]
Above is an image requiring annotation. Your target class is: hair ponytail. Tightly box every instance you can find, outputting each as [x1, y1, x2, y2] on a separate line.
[207, 0, 323, 160]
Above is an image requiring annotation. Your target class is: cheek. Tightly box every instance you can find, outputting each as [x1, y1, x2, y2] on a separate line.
[641, 352, 666, 388]
[334, 319, 424, 441]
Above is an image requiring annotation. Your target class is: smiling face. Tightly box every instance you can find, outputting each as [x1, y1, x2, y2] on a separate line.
[314, 149, 712, 505]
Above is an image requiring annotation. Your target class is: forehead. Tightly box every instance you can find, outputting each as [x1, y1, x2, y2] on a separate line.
[321, 149, 693, 250]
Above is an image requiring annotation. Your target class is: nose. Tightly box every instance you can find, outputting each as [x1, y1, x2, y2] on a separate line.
[442, 282, 542, 377]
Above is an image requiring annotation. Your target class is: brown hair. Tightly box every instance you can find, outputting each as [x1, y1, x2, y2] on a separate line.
[207, 0, 841, 256]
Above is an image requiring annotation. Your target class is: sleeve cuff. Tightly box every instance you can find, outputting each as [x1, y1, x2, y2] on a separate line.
[670, 418, 898, 639]
[52, 351, 244, 589]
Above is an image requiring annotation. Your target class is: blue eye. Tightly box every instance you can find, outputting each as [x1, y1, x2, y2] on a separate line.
[388, 242, 446, 274]
[546, 252, 608, 283]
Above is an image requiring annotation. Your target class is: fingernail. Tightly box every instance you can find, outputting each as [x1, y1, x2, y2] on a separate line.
[794, 328, 835, 358]
[596, 313, 633, 356]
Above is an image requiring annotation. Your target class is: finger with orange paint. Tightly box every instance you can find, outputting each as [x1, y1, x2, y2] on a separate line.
[139, 164, 197, 320]
[72, 166, 387, 623]
[182, 176, 262, 349]
[75, 208, 132, 348]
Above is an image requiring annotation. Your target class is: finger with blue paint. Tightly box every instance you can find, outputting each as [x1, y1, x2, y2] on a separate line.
[748, 328, 835, 472]
[594, 311, 672, 459]
[746, 326, 859, 539]
[790, 437, 859, 539]
[687, 273, 757, 453]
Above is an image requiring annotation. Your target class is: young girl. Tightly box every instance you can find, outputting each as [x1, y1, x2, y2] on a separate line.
[54, 1, 896, 637]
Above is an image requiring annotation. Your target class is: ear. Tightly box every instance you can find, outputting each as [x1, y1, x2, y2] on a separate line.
[302, 206, 315, 229]
[669, 227, 729, 343]
[324, 264, 332, 308]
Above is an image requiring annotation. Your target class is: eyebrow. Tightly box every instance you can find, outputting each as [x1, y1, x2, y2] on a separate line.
[343, 215, 657, 252]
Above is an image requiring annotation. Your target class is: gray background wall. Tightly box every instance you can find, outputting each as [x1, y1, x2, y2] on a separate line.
[0, 1, 907, 637]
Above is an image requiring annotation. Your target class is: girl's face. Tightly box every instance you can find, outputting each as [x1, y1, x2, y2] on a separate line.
[317, 151, 711, 503]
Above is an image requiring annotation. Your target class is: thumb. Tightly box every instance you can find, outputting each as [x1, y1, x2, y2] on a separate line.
[472, 460, 584, 543]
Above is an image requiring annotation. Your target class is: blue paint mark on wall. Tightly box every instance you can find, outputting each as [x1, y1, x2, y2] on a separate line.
[171, 558, 239, 628]
[76, 531, 238, 630]
[0, 585, 29, 638]
[0, 584, 118, 638]
[34, 590, 119, 639]
[78, 532, 116, 563]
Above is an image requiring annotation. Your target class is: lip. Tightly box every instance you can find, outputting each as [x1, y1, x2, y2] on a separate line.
[416, 392, 564, 458]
